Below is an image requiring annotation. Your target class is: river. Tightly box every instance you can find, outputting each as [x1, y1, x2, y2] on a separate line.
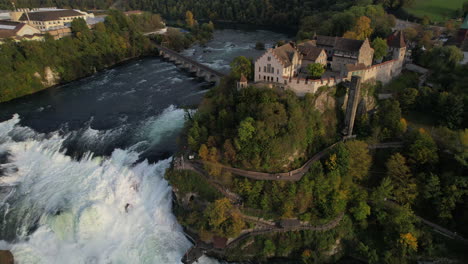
[0, 28, 287, 264]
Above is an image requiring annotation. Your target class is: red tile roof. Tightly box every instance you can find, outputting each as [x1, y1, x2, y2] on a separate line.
[298, 41, 325, 61]
[271, 43, 298, 67]
[316, 35, 365, 52]
[387, 30, 406, 48]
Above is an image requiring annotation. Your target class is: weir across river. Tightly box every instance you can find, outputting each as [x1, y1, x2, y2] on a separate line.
[155, 44, 225, 85]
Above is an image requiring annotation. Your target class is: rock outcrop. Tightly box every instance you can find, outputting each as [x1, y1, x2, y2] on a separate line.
[34, 66, 61, 87]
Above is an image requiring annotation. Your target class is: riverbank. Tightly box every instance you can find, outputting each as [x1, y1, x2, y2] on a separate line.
[0, 53, 158, 104]
[0, 27, 290, 264]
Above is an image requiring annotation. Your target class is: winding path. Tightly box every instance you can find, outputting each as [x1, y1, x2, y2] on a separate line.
[190, 141, 403, 182]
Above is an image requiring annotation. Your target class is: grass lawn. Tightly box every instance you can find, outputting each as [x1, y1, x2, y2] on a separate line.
[403, 0, 463, 23]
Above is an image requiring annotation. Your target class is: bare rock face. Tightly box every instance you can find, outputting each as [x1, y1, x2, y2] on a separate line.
[314, 90, 336, 113]
[43, 66, 60, 86]
[0, 250, 14, 264]
[33, 67, 60, 87]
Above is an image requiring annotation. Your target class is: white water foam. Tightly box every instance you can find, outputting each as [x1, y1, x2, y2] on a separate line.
[0, 114, 212, 264]
[134, 105, 188, 148]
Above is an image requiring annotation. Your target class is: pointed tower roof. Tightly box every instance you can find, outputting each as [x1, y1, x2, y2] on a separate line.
[387, 30, 406, 48]
[240, 73, 247, 82]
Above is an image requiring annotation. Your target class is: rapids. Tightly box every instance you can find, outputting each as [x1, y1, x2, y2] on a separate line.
[0, 28, 288, 263]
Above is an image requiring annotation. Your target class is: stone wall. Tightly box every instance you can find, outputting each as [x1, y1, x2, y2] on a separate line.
[285, 76, 346, 96]
[346, 58, 402, 85]
[283, 57, 402, 97]
[358, 39, 374, 66]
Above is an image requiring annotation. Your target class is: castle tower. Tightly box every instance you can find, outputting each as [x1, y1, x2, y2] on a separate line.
[343, 76, 362, 137]
[387, 30, 406, 62]
[237, 74, 248, 90]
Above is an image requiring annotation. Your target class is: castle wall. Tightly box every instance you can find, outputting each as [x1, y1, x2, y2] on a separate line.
[347, 59, 401, 85]
[285, 77, 345, 96]
[285, 58, 403, 96]
[358, 40, 374, 66]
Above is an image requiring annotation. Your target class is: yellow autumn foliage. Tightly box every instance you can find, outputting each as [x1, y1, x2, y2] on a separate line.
[399, 232, 418, 251]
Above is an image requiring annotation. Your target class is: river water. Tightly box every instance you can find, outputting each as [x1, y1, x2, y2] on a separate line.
[0, 29, 287, 264]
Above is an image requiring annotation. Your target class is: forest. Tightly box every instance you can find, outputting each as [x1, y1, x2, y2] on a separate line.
[169, 19, 467, 260]
[0, 10, 155, 102]
[0, 0, 414, 26]
[0, 9, 214, 102]
[170, 64, 467, 262]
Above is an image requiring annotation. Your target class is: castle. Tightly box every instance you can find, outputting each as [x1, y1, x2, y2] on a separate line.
[253, 31, 406, 96]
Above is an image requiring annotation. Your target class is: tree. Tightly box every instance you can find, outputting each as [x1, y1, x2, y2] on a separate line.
[345, 140, 372, 181]
[398, 88, 418, 112]
[204, 198, 244, 237]
[399, 232, 418, 254]
[386, 153, 417, 205]
[198, 144, 209, 161]
[403, 27, 418, 43]
[436, 92, 464, 129]
[185, 10, 196, 28]
[344, 16, 373, 40]
[230, 56, 252, 79]
[238, 117, 256, 142]
[263, 239, 276, 256]
[351, 201, 371, 221]
[205, 198, 232, 228]
[407, 129, 438, 166]
[375, 100, 404, 138]
[371, 37, 388, 61]
[306, 63, 325, 79]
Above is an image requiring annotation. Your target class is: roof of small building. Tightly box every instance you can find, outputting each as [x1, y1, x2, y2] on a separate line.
[240, 73, 247, 82]
[316, 35, 365, 52]
[0, 21, 26, 38]
[298, 40, 325, 61]
[270, 43, 298, 67]
[19, 10, 84, 21]
[387, 30, 406, 48]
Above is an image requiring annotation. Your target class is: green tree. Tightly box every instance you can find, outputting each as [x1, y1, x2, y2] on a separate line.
[237, 117, 256, 142]
[371, 37, 388, 61]
[263, 239, 276, 256]
[407, 129, 438, 166]
[386, 153, 417, 205]
[398, 88, 418, 112]
[436, 92, 464, 129]
[375, 100, 404, 138]
[345, 140, 372, 181]
[306, 63, 325, 79]
[230, 56, 252, 79]
[351, 201, 371, 221]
